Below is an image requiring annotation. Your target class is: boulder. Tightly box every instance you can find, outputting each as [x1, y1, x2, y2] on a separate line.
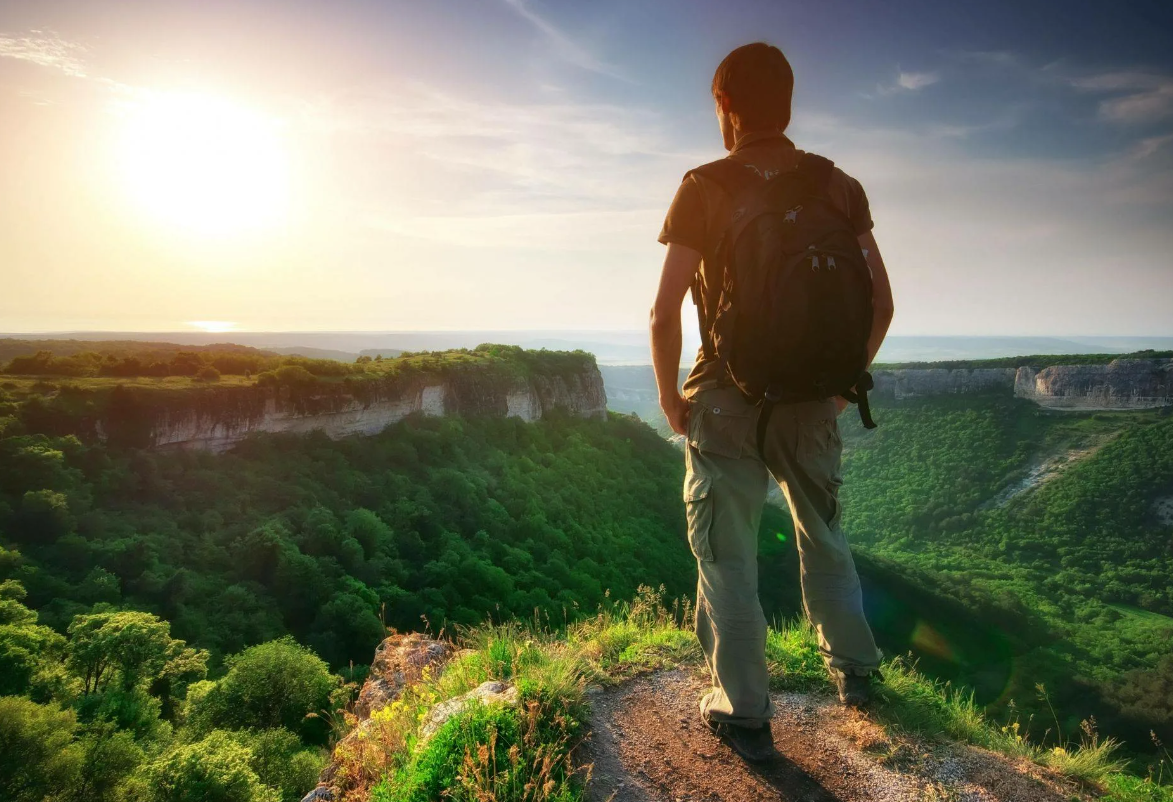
[356, 632, 454, 718]
[420, 680, 521, 740]
[305, 633, 455, 801]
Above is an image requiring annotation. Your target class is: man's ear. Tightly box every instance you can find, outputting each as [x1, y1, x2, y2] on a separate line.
[714, 91, 732, 115]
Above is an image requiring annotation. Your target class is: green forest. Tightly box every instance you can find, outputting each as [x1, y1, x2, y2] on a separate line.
[1, 344, 1171, 800]
[837, 393, 1173, 749]
[0, 351, 695, 800]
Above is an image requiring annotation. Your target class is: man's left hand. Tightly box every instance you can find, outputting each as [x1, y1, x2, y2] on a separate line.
[661, 393, 691, 436]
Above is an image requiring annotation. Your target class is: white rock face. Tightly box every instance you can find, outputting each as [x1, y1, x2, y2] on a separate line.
[129, 363, 608, 452]
[419, 385, 446, 416]
[1014, 359, 1173, 409]
[869, 358, 1173, 411]
[871, 368, 1016, 399]
[506, 390, 542, 421]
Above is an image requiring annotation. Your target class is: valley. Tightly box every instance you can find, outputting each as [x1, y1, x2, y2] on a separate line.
[1, 340, 1171, 801]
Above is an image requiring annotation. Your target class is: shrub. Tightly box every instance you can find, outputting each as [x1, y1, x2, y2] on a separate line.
[128, 730, 279, 802]
[0, 696, 84, 802]
[194, 366, 221, 383]
[184, 637, 337, 744]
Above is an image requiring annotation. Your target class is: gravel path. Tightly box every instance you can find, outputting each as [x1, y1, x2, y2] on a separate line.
[579, 669, 1089, 802]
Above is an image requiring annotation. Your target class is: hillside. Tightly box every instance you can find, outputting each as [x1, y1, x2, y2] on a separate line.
[295, 591, 1169, 802]
[2, 346, 1171, 801]
[2, 343, 605, 450]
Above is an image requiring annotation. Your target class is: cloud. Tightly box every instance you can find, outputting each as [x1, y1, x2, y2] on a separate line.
[306, 83, 701, 208]
[874, 69, 940, 96]
[500, 0, 627, 81]
[0, 32, 87, 77]
[1070, 70, 1173, 124]
[897, 71, 939, 91]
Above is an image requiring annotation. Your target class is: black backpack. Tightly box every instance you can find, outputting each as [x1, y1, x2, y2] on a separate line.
[688, 151, 878, 452]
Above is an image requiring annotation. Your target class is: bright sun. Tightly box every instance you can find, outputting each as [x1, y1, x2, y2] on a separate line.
[117, 91, 289, 236]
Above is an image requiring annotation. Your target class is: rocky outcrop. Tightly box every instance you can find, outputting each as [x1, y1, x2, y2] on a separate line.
[303, 633, 458, 802]
[91, 360, 608, 452]
[419, 680, 520, 740]
[867, 358, 1173, 409]
[355, 633, 455, 719]
[871, 368, 1016, 399]
[1013, 359, 1173, 409]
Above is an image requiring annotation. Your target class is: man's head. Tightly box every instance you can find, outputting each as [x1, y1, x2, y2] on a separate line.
[712, 42, 794, 151]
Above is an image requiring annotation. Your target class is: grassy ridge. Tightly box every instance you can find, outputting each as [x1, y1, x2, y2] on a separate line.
[340, 588, 1172, 802]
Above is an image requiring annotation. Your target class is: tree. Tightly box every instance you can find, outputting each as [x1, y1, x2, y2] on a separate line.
[0, 696, 84, 802]
[184, 637, 337, 744]
[72, 721, 144, 801]
[238, 728, 326, 802]
[17, 488, 74, 541]
[128, 731, 280, 802]
[0, 582, 71, 699]
[67, 611, 207, 696]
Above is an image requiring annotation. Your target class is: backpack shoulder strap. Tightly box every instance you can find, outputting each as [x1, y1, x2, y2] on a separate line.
[796, 152, 835, 193]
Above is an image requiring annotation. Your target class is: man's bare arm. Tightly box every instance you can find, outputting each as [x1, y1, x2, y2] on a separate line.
[859, 230, 894, 366]
[650, 242, 703, 435]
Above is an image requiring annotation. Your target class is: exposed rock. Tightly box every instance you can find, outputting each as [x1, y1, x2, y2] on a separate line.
[299, 785, 335, 802]
[1155, 496, 1173, 527]
[90, 359, 607, 452]
[419, 680, 521, 740]
[357, 633, 455, 718]
[1014, 359, 1173, 409]
[871, 368, 1016, 399]
[868, 358, 1173, 411]
[308, 633, 455, 801]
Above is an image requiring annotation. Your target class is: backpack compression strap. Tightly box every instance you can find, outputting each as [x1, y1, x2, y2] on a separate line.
[840, 372, 878, 430]
[754, 371, 877, 460]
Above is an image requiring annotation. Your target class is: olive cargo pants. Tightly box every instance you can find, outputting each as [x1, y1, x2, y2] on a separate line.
[685, 386, 881, 727]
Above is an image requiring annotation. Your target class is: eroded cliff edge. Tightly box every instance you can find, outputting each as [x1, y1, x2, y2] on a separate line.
[31, 348, 608, 452]
[872, 357, 1172, 409]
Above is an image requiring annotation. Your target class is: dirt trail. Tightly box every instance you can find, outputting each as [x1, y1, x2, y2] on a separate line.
[580, 670, 1088, 802]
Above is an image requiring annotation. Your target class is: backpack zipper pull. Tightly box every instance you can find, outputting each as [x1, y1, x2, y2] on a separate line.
[827, 256, 837, 270]
[811, 255, 820, 271]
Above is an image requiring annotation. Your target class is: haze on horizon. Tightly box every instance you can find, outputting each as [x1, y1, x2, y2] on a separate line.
[2, 0, 1172, 337]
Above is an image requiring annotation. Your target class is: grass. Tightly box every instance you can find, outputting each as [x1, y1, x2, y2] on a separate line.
[329, 587, 1170, 802]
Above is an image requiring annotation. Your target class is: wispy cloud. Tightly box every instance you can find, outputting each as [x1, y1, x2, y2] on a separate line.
[0, 31, 87, 77]
[308, 83, 694, 203]
[500, 0, 626, 81]
[875, 69, 940, 96]
[898, 71, 939, 91]
[1071, 70, 1173, 124]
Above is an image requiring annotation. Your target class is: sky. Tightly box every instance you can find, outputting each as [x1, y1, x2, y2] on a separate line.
[1, 0, 1172, 336]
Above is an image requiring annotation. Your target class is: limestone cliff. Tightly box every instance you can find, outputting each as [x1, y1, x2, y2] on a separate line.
[78, 354, 608, 452]
[1013, 358, 1173, 409]
[871, 368, 1016, 399]
[868, 357, 1173, 409]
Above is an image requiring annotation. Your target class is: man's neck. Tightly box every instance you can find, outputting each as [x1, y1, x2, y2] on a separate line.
[731, 128, 792, 153]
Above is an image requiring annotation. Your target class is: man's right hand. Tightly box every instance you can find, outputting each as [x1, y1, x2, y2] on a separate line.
[661, 393, 691, 436]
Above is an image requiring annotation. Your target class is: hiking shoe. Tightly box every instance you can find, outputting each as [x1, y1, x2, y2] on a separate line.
[836, 672, 875, 708]
[706, 719, 776, 763]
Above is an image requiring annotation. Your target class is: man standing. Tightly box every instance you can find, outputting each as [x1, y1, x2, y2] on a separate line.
[649, 42, 895, 763]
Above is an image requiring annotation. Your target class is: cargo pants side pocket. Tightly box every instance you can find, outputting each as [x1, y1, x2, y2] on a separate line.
[684, 470, 715, 562]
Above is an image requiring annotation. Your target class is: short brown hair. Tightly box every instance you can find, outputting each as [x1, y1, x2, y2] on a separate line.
[712, 42, 794, 131]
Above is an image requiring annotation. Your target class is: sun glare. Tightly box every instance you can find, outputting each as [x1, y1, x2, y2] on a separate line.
[117, 92, 289, 236]
[188, 320, 238, 333]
